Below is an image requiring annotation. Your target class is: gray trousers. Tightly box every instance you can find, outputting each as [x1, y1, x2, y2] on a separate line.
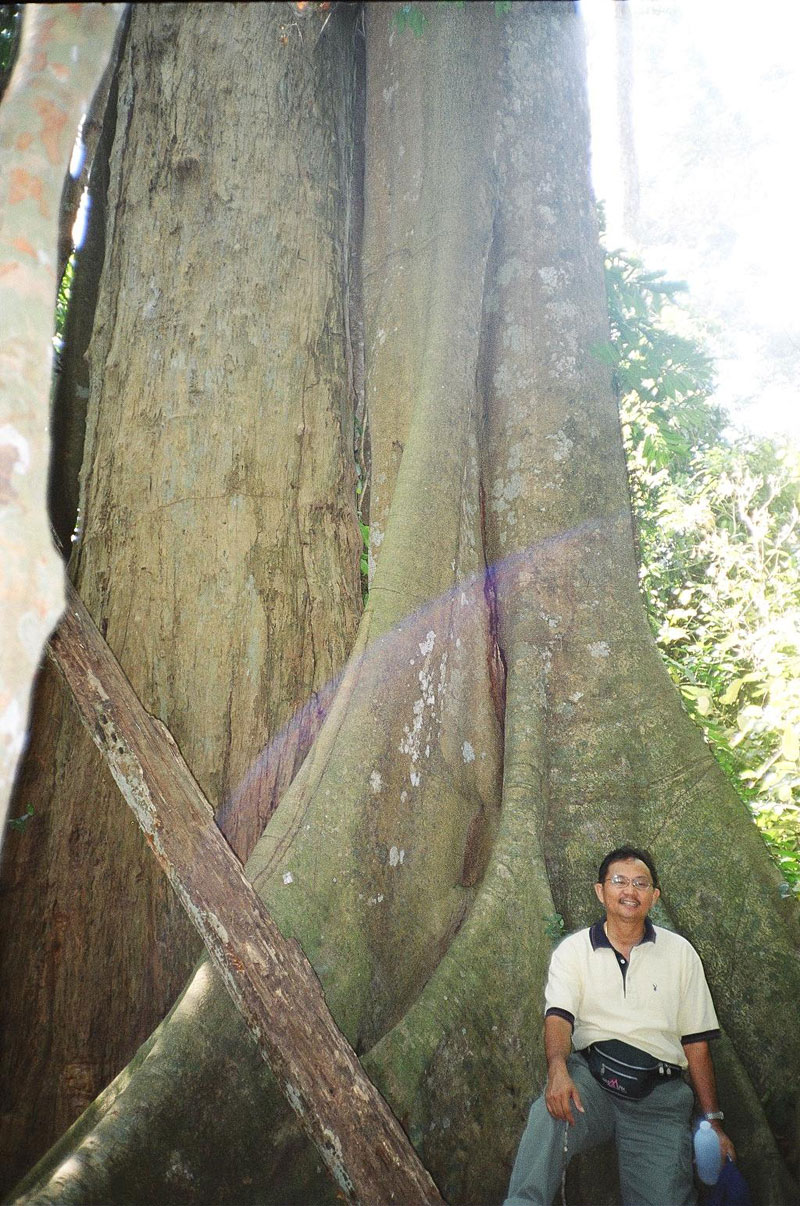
[504, 1053, 696, 1206]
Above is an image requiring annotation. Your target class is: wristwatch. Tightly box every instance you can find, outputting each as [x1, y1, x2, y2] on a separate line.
[704, 1111, 724, 1121]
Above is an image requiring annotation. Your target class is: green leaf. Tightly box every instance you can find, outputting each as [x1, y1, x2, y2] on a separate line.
[660, 625, 689, 643]
[8, 803, 34, 832]
[720, 678, 745, 706]
[781, 726, 799, 763]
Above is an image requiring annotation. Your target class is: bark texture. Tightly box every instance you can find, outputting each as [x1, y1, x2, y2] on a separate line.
[0, 3, 361, 1192]
[6, 5, 800, 1206]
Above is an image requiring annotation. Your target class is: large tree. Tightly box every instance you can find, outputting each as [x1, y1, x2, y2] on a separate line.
[2, 4, 799, 1204]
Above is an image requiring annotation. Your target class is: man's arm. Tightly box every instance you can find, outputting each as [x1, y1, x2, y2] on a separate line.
[544, 1014, 585, 1126]
[682, 1040, 736, 1163]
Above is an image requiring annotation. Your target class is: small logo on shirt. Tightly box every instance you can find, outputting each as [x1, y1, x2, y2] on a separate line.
[653, 984, 658, 992]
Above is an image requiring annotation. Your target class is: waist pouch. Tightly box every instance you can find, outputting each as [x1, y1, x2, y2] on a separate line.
[584, 1040, 682, 1100]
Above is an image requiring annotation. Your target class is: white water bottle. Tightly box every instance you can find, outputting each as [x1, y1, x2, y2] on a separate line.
[694, 1119, 722, 1185]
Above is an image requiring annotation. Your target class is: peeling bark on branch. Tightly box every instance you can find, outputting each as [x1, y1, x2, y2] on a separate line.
[46, 582, 445, 1206]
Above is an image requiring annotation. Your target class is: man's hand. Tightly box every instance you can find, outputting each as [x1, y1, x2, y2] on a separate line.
[711, 1121, 736, 1164]
[683, 1040, 737, 1163]
[543, 1016, 585, 1125]
[545, 1057, 585, 1126]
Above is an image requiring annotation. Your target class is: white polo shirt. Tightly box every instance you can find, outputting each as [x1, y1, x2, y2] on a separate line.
[544, 919, 720, 1068]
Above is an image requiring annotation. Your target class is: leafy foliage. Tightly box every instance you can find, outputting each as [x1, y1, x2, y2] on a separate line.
[645, 441, 800, 894]
[7, 803, 33, 833]
[604, 249, 723, 492]
[606, 247, 800, 897]
[54, 252, 75, 363]
[544, 912, 566, 946]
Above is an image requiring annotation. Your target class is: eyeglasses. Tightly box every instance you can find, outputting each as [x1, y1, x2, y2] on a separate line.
[606, 875, 653, 890]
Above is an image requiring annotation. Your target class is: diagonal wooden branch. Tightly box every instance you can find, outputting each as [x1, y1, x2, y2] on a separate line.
[47, 581, 446, 1206]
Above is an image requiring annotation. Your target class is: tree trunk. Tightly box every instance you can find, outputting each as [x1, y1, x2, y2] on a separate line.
[5, 4, 800, 1205]
[0, 3, 362, 1192]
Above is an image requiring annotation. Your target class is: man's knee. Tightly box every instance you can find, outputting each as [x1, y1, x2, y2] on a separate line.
[504, 1073, 614, 1205]
[504, 1094, 566, 1204]
[616, 1081, 696, 1206]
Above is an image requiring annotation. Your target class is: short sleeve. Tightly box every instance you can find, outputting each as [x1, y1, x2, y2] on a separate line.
[544, 935, 582, 1022]
[677, 943, 720, 1043]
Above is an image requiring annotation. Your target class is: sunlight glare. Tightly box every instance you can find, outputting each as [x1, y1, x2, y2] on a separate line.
[71, 189, 91, 251]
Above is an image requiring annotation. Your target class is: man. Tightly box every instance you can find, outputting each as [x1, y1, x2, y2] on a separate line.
[504, 846, 736, 1206]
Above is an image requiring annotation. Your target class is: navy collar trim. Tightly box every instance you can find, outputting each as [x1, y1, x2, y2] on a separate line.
[589, 917, 656, 950]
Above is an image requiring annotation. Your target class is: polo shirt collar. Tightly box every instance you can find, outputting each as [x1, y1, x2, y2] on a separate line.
[589, 917, 656, 950]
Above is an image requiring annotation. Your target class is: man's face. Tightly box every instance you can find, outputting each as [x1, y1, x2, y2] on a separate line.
[594, 857, 660, 924]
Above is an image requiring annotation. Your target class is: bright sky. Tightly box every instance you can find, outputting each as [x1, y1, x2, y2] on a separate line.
[581, 0, 800, 443]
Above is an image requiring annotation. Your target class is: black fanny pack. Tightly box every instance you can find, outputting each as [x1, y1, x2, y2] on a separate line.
[584, 1040, 682, 1100]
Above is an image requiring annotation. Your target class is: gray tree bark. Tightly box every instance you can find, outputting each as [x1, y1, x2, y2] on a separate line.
[0, 2, 361, 1191]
